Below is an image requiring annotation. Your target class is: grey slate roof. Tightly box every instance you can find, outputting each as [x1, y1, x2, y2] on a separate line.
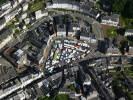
[126, 29, 133, 33]
[0, 17, 5, 26]
[0, 56, 17, 85]
[102, 14, 120, 22]
[0, 28, 12, 41]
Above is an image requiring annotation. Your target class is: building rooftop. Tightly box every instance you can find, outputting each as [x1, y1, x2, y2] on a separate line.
[52, 0, 79, 5]
[0, 28, 12, 42]
[89, 9, 99, 18]
[126, 29, 133, 33]
[0, 56, 17, 85]
[110, 14, 120, 22]
[0, 17, 5, 26]
[102, 14, 120, 22]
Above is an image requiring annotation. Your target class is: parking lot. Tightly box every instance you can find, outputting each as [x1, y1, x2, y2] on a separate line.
[45, 38, 91, 73]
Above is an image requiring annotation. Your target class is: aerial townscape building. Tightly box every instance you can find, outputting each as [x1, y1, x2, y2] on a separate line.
[101, 14, 120, 27]
[0, 0, 132, 100]
[125, 29, 133, 36]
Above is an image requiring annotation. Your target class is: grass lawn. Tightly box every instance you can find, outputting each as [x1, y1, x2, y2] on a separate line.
[124, 66, 133, 78]
[106, 27, 117, 38]
[55, 94, 69, 100]
[38, 94, 69, 100]
[101, 25, 117, 38]
[127, 91, 133, 100]
[120, 17, 133, 29]
[29, 0, 45, 12]
[6, 20, 16, 31]
[38, 96, 50, 100]
[67, 84, 76, 91]
[53, 52, 59, 60]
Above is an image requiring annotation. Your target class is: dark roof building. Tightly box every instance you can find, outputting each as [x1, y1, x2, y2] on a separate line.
[0, 28, 12, 41]
[101, 14, 120, 26]
[0, 56, 17, 85]
[89, 9, 100, 19]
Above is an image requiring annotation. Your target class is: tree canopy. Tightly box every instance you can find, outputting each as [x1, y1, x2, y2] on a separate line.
[122, 0, 133, 18]
[110, 0, 133, 18]
[0, 0, 7, 5]
[112, 0, 127, 13]
[100, 0, 133, 18]
[38, 94, 69, 100]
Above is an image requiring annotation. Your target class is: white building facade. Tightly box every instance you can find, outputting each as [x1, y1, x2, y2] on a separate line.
[125, 29, 133, 36]
[101, 14, 120, 27]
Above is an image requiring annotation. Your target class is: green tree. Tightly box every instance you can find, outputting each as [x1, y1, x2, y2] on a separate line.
[122, 0, 133, 18]
[119, 39, 128, 55]
[106, 27, 117, 38]
[38, 96, 50, 100]
[55, 94, 69, 100]
[111, 0, 127, 13]
[109, 0, 133, 18]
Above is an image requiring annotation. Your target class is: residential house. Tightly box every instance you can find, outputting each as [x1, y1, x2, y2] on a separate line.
[89, 0, 98, 3]
[0, 17, 6, 31]
[0, 1, 13, 18]
[53, 15, 74, 36]
[72, 23, 80, 31]
[7, 90, 31, 100]
[24, 18, 30, 24]
[89, 9, 100, 19]
[18, 0, 23, 3]
[0, 0, 21, 18]
[21, 13, 28, 20]
[4, 7, 21, 23]
[13, 49, 30, 66]
[22, 2, 29, 11]
[35, 10, 48, 20]
[124, 29, 133, 36]
[0, 28, 13, 49]
[11, 0, 18, 8]
[101, 14, 120, 27]
[0, 1, 12, 10]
